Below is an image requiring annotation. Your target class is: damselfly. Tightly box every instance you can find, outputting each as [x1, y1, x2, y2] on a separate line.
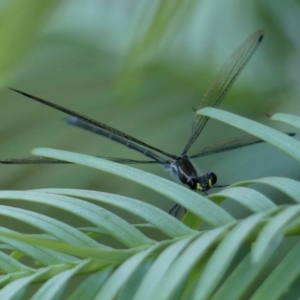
[1, 31, 267, 215]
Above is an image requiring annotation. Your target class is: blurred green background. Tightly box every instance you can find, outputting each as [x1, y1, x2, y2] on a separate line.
[0, 0, 300, 216]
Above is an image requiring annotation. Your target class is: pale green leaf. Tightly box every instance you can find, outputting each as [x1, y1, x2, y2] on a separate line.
[0, 191, 154, 248]
[94, 242, 167, 300]
[252, 205, 300, 263]
[0, 230, 147, 263]
[132, 236, 195, 300]
[271, 113, 300, 129]
[0, 250, 33, 273]
[0, 267, 50, 300]
[0, 226, 74, 266]
[31, 260, 90, 300]
[32, 148, 235, 227]
[211, 254, 267, 300]
[0, 205, 102, 248]
[233, 177, 300, 203]
[192, 213, 269, 300]
[35, 188, 196, 238]
[209, 187, 276, 212]
[147, 227, 229, 300]
[66, 267, 114, 300]
[197, 108, 300, 161]
[250, 239, 300, 300]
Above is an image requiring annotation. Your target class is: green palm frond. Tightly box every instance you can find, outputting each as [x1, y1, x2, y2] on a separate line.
[0, 1, 299, 299]
[0, 110, 298, 299]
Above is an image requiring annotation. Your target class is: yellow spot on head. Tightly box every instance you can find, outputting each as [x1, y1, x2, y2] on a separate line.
[208, 179, 212, 187]
[197, 183, 202, 191]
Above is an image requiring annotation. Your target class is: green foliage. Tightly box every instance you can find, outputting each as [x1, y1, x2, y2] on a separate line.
[0, 1, 300, 299]
[0, 110, 298, 299]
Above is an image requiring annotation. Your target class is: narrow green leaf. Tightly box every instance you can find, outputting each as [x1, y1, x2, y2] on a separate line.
[209, 187, 276, 212]
[149, 227, 229, 300]
[0, 226, 73, 266]
[0, 191, 154, 248]
[211, 254, 267, 300]
[0, 250, 34, 273]
[0, 267, 50, 300]
[253, 205, 300, 263]
[271, 113, 300, 129]
[31, 260, 90, 300]
[0, 230, 148, 263]
[197, 108, 300, 161]
[77, 227, 108, 236]
[0, 205, 103, 248]
[0, 275, 10, 286]
[250, 239, 300, 300]
[192, 213, 269, 300]
[233, 177, 300, 203]
[94, 242, 167, 300]
[32, 148, 235, 227]
[36, 189, 196, 238]
[181, 212, 203, 230]
[117, 258, 154, 300]
[67, 267, 114, 300]
[133, 236, 195, 300]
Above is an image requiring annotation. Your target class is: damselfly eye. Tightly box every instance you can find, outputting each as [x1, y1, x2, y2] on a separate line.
[208, 172, 217, 185]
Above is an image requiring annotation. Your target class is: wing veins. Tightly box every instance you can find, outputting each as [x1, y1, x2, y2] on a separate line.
[182, 30, 264, 155]
[9, 88, 176, 160]
[190, 132, 295, 158]
[0, 156, 160, 164]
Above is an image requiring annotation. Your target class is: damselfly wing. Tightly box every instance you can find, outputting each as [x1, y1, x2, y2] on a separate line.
[1, 31, 268, 214]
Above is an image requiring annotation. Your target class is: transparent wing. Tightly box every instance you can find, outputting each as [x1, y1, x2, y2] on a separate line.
[0, 156, 160, 164]
[9, 88, 176, 160]
[190, 132, 295, 158]
[182, 30, 264, 155]
[190, 134, 265, 158]
[0, 157, 68, 164]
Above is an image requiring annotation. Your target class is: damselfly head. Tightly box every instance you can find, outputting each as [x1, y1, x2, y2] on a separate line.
[189, 172, 217, 192]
